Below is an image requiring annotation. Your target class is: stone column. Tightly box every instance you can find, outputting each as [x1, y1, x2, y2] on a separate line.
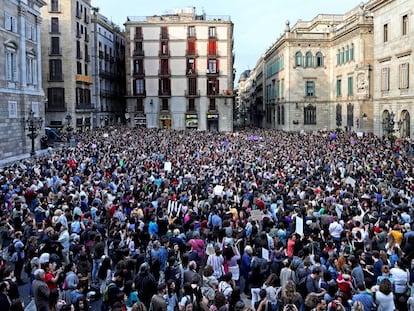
[35, 15, 43, 91]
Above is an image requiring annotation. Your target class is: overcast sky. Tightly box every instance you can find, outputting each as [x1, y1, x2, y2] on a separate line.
[94, 0, 364, 80]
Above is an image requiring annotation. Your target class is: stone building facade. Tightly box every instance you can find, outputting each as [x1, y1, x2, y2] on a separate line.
[91, 10, 126, 127]
[40, 0, 93, 132]
[124, 8, 235, 132]
[252, 4, 375, 133]
[367, 0, 414, 138]
[0, 0, 46, 158]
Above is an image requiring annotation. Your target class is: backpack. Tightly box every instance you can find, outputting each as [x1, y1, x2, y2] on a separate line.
[103, 282, 116, 303]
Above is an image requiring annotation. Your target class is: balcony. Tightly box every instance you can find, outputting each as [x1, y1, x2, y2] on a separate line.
[158, 90, 171, 97]
[158, 70, 170, 77]
[49, 4, 61, 13]
[48, 73, 64, 81]
[76, 74, 92, 84]
[206, 69, 219, 76]
[207, 51, 218, 58]
[48, 48, 62, 56]
[133, 90, 146, 97]
[99, 70, 115, 80]
[133, 49, 144, 57]
[186, 50, 197, 57]
[159, 51, 170, 58]
[207, 90, 221, 97]
[186, 68, 197, 76]
[160, 33, 169, 40]
[133, 70, 145, 77]
[134, 33, 143, 40]
[75, 104, 95, 111]
[185, 90, 200, 98]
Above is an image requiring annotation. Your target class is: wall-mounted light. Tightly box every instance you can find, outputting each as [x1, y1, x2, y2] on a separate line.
[362, 113, 368, 121]
[293, 120, 299, 125]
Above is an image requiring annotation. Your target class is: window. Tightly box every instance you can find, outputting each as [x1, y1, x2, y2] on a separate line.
[402, 15, 408, 36]
[340, 48, 345, 64]
[346, 103, 354, 128]
[50, 0, 59, 12]
[304, 104, 316, 125]
[134, 79, 145, 95]
[8, 101, 17, 118]
[160, 59, 169, 75]
[76, 88, 91, 106]
[305, 81, 315, 97]
[51, 18, 59, 33]
[305, 52, 313, 67]
[135, 27, 142, 39]
[76, 41, 81, 59]
[383, 24, 388, 42]
[316, 52, 323, 67]
[188, 26, 195, 37]
[161, 99, 169, 111]
[159, 78, 171, 95]
[136, 98, 143, 111]
[26, 23, 36, 41]
[345, 46, 349, 62]
[399, 63, 409, 89]
[336, 104, 342, 126]
[188, 99, 195, 111]
[207, 79, 219, 95]
[350, 44, 354, 61]
[51, 37, 60, 55]
[209, 98, 216, 111]
[27, 56, 37, 85]
[337, 50, 340, 65]
[208, 59, 218, 73]
[6, 49, 18, 81]
[336, 79, 342, 97]
[348, 76, 353, 96]
[160, 26, 168, 39]
[295, 52, 303, 67]
[49, 59, 62, 80]
[187, 40, 196, 55]
[208, 27, 216, 38]
[47, 87, 65, 109]
[208, 40, 217, 56]
[381, 67, 390, 91]
[5, 13, 17, 32]
[187, 58, 195, 73]
[161, 41, 168, 55]
[77, 61, 81, 74]
[277, 105, 285, 125]
[134, 59, 143, 74]
[281, 79, 284, 98]
[188, 77, 197, 95]
[84, 63, 88, 76]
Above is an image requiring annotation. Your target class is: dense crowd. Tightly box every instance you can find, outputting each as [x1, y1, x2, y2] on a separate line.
[0, 127, 414, 311]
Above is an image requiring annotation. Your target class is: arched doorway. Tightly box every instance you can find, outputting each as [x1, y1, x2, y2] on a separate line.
[382, 110, 391, 136]
[400, 110, 410, 138]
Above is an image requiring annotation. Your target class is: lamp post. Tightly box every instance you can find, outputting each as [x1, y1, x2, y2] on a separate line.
[24, 110, 43, 157]
[383, 111, 402, 147]
[65, 114, 73, 142]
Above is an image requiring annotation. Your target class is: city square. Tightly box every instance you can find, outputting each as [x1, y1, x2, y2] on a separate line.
[1, 0, 414, 311]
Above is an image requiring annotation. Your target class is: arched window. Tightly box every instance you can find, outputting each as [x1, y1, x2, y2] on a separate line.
[305, 52, 313, 67]
[316, 52, 323, 67]
[336, 104, 342, 126]
[350, 43, 354, 61]
[295, 51, 303, 67]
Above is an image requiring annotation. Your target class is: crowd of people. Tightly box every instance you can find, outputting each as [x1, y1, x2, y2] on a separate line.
[0, 127, 413, 311]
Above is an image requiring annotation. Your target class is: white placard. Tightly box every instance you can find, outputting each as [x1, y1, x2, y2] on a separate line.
[213, 185, 224, 196]
[296, 216, 304, 237]
[164, 161, 172, 172]
[262, 247, 270, 262]
[103, 133, 109, 138]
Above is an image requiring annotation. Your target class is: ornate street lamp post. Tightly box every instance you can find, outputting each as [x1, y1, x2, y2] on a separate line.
[24, 110, 43, 157]
[383, 111, 402, 148]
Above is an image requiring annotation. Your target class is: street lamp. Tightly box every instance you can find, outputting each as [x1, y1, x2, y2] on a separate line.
[382, 111, 403, 146]
[24, 110, 43, 157]
[65, 114, 73, 142]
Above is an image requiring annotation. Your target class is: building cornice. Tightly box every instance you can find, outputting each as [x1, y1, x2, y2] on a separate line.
[396, 50, 412, 58]
[366, 0, 396, 12]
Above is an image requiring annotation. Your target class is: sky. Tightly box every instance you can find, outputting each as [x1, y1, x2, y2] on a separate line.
[94, 0, 364, 81]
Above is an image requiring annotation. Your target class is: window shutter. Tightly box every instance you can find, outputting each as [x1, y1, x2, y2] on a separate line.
[5, 13, 11, 30]
[6, 52, 12, 80]
[12, 16, 17, 32]
[13, 53, 18, 81]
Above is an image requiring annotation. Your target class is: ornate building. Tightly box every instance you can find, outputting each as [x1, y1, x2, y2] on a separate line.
[40, 0, 93, 132]
[0, 0, 46, 158]
[367, 0, 413, 138]
[124, 8, 235, 131]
